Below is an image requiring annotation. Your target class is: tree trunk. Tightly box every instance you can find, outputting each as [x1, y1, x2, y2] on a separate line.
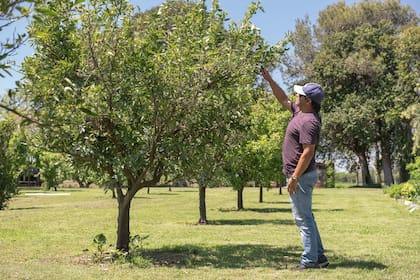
[374, 145, 382, 185]
[198, 186, 208, 224]
[116, 197, 131, 252]
[237, 186, 244, 210]
[355, 170, 359, 185]
[398, 162, 410, 183]
[259, 184, 263, 203]
[381, 147, 394, 186]
[357, 152, 372, 185]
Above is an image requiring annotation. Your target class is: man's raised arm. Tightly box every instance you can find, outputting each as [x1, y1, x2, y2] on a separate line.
[260, 67, 292, 112]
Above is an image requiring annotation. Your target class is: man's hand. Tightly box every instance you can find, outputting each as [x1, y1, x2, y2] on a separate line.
[260, 66, 271, 81]
[287, 179, 298, 195]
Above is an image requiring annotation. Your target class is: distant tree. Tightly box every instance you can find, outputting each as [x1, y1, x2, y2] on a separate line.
[38, 151, 67, 191]
[222, 93, 289, 210]
[68, 159, 99, 188]
[0, 119, 18, 209]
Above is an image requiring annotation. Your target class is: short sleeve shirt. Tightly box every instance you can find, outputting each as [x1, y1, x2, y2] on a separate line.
[282, 103, 321, 176]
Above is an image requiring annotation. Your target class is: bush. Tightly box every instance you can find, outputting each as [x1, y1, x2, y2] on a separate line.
[386, 182, 420, 203]
[386, 156, 420, 204]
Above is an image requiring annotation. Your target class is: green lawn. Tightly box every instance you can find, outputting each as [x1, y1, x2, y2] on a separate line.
[0, 186, 419, 280]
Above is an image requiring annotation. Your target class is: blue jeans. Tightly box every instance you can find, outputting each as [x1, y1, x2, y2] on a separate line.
[288, 170, 325, 266]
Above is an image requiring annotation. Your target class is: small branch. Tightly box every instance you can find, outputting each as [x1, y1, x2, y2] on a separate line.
[0, 103, 42, 125]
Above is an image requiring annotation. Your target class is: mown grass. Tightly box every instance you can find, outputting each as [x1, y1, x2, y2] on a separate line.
[0, 186, 419, 280]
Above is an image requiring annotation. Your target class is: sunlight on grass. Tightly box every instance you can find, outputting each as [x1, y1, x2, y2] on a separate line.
[0, 187, 418, 279]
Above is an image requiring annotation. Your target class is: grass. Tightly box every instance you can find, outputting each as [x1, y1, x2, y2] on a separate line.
[0, 186, 419, 279]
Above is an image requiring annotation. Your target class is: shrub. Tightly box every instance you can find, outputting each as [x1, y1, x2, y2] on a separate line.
[92, 233, 151, 267]
[386, 156, 420, 204]
[386, 182, 420, 203]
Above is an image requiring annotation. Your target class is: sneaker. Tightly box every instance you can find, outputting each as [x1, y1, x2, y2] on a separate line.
[318, 254, 329, 268]
[294, 263, 321, 270]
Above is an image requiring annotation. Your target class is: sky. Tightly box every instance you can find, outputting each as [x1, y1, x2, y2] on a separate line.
[1, 0, 419, 94]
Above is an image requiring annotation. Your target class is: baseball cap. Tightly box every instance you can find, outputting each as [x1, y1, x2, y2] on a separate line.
[293, 83, 324, 104]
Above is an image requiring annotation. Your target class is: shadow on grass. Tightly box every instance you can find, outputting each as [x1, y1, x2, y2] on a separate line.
[142, 244, 301, 269]
[328, 259, 387, 270]
[210, 219, 294, 226]
[219, 207, 291, 213]
[134, 193, 180, 199]
[141, 244, 387, 270]
[349, 184, 382, 189]
[313, 208, 344, 212]
[245, 207, 292, 213]
[19, 188, 83, 193]
[263, 201, 290, 205]
[144, 192, 180, 196]
[9, 206, 51, 211]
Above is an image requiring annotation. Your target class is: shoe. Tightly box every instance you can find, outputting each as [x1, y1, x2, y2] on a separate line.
[318, 254, 329, 268]
[294, 263, 320, 270]
[294, 255, 329, 271]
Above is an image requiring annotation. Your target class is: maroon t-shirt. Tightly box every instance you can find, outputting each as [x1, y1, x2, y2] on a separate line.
[282, 103, 321, 176]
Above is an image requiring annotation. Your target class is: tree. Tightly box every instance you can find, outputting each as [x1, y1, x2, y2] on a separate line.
[5, 0, 285, 251]
[282, 0, 419, 185]
[0, 0, 33, 78]
[153, 0, 287, 222]
[0, 119, 18, 209]
[68, 160, 98, 188]
[222, 93, 289, 210]
[395, 25, 420, 181]
[38, 151, 67, 191]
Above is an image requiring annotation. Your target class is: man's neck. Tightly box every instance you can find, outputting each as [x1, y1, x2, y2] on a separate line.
[299, 105, 315, 113]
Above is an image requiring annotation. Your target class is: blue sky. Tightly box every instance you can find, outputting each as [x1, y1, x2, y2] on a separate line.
[1, 0, 419, 94]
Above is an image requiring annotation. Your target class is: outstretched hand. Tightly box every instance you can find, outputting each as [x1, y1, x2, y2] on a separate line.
[260, 66, 271, 81]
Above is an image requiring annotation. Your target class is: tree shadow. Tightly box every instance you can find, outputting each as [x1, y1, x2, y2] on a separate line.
[9, 206, 51, 211]
[148, 192, 180, 196]
[133, 196, 152, 199]
[210, 219, 295, 226]
[313, 208, 344, 212]
[141, 244, 387, 270]
[244, 207, 291, 213]
[328, 259, 387, 270]
[141, 244, 301, 269]
[349, 184, 382, 189]
[263, 201, 290, 205]
[218, 207, 291, 213]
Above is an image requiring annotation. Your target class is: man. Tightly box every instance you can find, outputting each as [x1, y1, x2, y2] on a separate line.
[260, 67, 329, 270]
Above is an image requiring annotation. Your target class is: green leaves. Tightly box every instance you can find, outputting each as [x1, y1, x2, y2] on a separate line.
[35, 7, 58, 17]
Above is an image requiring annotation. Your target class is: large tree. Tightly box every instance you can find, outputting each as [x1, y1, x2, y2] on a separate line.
[5, 0, 283, 251]
[282, 0, 419, 185]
